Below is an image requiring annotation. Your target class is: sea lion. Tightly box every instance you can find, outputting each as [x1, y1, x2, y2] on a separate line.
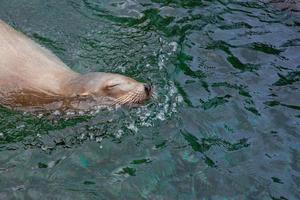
[0, 20, 152, 112]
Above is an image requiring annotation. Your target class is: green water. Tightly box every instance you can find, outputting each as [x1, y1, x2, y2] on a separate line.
[0, 0, 300, 199]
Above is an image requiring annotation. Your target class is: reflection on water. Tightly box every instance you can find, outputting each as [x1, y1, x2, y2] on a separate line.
[0, 0, 300, 199]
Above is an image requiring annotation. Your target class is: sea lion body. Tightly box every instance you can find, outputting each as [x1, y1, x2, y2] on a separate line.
[0, 20, 78, 95]
[0, 20, 151, 111]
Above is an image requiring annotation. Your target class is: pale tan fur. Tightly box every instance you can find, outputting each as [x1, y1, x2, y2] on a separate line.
[0, 19, 78, 95]
[0, 20, 151, 111]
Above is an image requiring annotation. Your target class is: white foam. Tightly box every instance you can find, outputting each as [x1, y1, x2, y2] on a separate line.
[80, 133, 86, 140]
[127, 122, 138, 133]
[66, 111, 75, 116]
[53, 110, 61, 116]
[16, 124, 25, 129]
[96, 137, 103, 143]
[47, 161, 56, 168]
[89, 133, 94, 140]
[169, 41, 178, 52]
[115, 130, 124, 138]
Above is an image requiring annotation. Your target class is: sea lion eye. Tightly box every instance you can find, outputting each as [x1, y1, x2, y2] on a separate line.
[107, 84, 120, 89]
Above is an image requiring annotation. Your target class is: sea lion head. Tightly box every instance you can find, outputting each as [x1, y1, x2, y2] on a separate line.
[67, 73, 153, 106]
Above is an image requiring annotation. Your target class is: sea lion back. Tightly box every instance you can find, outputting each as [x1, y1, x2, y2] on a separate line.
[0, 20, 78, 94]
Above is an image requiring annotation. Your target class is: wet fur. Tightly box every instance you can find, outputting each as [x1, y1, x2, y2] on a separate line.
[0, 20, 150, 111]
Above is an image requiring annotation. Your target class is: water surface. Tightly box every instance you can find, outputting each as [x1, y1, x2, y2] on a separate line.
[0, 0, 300, 199]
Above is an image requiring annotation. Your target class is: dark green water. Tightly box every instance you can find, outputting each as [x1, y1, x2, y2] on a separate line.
[0, 0, 300, 199]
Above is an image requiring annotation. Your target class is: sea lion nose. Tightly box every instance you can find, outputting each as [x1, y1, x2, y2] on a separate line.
[144, 84, 152, 95]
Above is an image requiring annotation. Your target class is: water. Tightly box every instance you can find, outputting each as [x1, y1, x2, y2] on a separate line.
[0, 0, 299, 199]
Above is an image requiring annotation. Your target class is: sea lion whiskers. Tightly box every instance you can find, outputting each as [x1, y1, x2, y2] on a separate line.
[122, 92, 138, 104]
[114, 92, 134, 105]
[114, 89, 146, 105]
[130, 92, 146, 105]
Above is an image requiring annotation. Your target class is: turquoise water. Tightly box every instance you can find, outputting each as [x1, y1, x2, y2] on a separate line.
[0, 0, 300, 199]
